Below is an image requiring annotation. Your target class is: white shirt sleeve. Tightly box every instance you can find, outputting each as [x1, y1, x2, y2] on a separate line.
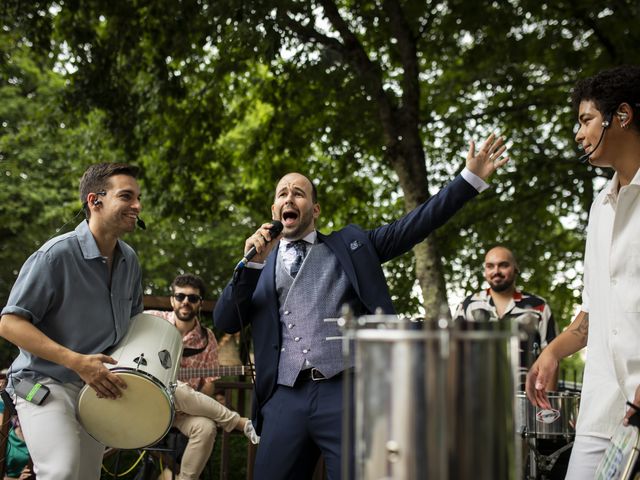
[461, 167, 490, 193]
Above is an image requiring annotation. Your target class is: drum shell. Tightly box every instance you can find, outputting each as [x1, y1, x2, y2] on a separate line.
[351, 319, 521, 480]
[77, 313, 183, 449]
[106, 312, 183, 388]
[516, 391, 580, 439]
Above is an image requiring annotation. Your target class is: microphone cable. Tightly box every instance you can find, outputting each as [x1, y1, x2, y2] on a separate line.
[578, 112, 613, 164]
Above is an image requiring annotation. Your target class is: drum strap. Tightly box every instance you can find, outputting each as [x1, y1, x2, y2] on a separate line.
[182, 324, 209, 358]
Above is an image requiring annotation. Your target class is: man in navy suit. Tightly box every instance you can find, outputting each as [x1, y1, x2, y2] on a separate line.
[214, 133, 509, 479]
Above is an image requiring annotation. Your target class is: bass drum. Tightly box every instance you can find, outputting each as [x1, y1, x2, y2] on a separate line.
[77, 313, 183, 449]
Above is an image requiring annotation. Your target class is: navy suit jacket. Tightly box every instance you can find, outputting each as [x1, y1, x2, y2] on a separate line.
[214, 174, 478, 432]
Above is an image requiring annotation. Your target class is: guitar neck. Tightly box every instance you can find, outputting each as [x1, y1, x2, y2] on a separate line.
[177, 365, 253, 380]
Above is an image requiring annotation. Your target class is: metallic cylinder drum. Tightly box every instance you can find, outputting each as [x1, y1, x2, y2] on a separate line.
[347, 316, 521, 480]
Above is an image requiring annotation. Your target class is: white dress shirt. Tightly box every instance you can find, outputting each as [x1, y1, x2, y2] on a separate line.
[577, 166, 640, 438]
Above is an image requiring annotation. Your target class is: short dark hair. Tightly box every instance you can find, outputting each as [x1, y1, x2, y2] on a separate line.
[571, 65, 640, 131]
[171, 274, 206, 298]
[79, 163, 139, 218]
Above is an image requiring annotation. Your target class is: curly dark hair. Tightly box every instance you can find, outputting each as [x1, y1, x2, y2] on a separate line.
[171, 273, 206, 298]
[571, 65, 640, 131]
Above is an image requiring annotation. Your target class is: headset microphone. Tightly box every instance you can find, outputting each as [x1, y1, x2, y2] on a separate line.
[578, 113, 613, 164]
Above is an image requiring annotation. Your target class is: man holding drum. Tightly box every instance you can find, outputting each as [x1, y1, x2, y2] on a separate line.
[146, 273, 259, 480]
[0, 163, 144, 479]
[526, 65, 640, 478]
[214, 132, 509, 480]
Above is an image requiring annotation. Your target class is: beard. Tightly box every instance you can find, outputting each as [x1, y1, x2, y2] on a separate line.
[174, 308, 198, 322]
[489, 277, 514, 292]
[281, 209, 314, 239]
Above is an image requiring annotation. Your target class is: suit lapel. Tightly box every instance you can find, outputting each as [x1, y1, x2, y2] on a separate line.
[264, 244, 279, 289]
[319, 232, 361, 297]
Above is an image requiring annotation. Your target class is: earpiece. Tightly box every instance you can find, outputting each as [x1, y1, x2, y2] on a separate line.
[617, 111, 629, 128]
[91, 191, 106, 206]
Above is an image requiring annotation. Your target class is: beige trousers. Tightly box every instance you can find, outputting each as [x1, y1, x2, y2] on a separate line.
[15, 379, 105, 480]
[172, 381, 241, 480]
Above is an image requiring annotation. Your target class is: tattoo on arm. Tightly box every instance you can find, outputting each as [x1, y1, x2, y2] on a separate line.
[571, 313, 589, 342]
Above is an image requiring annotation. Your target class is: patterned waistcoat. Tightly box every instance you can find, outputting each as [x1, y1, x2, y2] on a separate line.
[276, 241, 359, 386]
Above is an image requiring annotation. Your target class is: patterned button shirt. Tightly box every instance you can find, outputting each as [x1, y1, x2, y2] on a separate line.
[454, 288, 557, 369]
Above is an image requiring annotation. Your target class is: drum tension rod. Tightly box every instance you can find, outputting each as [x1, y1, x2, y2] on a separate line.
[133, 353, 147, 368]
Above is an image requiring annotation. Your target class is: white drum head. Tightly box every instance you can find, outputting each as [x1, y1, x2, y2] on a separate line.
[77, 371, 173, 449]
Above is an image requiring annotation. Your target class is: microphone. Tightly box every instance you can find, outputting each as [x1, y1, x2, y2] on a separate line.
[578, 113, 613, 164]
[136, 217, 146, 230]
[234, 220, 283, 271]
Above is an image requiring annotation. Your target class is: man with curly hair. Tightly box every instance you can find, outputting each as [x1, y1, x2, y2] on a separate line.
[526, 65, 640, 478]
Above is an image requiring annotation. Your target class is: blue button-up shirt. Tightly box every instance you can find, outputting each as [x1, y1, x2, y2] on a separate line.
[1, 221, 143, 384]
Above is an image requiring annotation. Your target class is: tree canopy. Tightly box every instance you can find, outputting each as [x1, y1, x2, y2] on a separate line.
[2, 1, 639, 361]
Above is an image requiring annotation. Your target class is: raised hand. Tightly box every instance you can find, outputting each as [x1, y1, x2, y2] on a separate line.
[466, 132, 509, 180]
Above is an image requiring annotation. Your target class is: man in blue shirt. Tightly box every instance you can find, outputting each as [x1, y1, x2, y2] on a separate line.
[0, 163, 144, 480]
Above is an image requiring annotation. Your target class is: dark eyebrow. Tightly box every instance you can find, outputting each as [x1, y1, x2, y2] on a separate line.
[277, 185, 306, 196]
[115, 188, 140, 198]
[578, 112, 593, 123]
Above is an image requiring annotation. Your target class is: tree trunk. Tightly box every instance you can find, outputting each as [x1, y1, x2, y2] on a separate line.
[317, 0, 451, 321]
[391, 149, 451, 322]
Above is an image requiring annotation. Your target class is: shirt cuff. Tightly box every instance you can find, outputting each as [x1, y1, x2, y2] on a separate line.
[461, 167, 490, 193]
[246, 261, 266, 270]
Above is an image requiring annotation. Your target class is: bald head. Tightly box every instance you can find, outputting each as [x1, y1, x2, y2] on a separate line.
[483, 246, 518, 293]
[271, 172, 321, 240]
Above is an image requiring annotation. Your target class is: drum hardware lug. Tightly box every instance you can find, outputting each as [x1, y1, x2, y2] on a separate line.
[158, 349, 172, 369]
[169, 382, 177, 394]
[133, 354, 147, 368]
[385, 440, 401, 463]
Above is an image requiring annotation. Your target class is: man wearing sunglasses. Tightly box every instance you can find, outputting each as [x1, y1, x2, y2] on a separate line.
[146, 273, 258, 480]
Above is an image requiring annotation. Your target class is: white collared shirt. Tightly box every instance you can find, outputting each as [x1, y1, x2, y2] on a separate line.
[278, 231, 317, 272]
[577, 166, 640, 438]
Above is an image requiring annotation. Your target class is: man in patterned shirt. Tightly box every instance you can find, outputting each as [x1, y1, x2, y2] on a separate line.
[149, 274, 220, 395]
[147, 273, 258, 480]
[454, 246, 558, 378]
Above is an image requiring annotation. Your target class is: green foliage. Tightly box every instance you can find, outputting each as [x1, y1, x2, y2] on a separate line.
[2, 1, 640, 367]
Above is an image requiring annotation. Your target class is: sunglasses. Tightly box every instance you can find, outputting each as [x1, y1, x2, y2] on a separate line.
[173, 293, 202, 303]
